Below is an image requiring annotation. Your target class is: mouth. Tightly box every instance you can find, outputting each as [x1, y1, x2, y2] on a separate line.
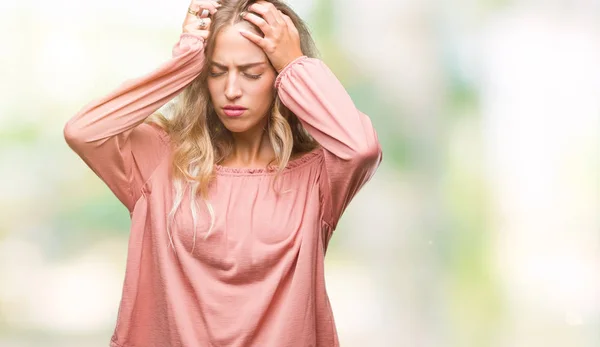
[222, 105, 247, 117]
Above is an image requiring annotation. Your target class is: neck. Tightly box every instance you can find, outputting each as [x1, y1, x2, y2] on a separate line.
[225, 124, 275, 168]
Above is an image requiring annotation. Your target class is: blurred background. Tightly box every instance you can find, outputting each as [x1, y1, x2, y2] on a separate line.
[1, 0, 599, 346]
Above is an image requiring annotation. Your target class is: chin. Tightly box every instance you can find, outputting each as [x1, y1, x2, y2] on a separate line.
[218, 116, 249, 133]
[217, 113, 268, 135]
[222, 124, 250, 133]
[221, 120, 265, 135]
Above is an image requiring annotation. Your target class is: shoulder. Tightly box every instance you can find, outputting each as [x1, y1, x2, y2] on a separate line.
[286, 147, 324, 171]
[132, 122, 170, 147]
[129, 122, 170, 175]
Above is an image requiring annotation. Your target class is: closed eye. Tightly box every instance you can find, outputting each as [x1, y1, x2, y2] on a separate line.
[208, 71, 225, 77]
[208, 71, 262, 80]
[244, 73, 262, 80]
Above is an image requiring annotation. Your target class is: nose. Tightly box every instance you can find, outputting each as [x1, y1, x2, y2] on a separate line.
[224, 74, 242, 100]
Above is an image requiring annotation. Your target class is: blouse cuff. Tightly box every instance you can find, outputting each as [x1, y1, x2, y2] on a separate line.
[172, 33, 205, 57]
[274, 55, 309, 89]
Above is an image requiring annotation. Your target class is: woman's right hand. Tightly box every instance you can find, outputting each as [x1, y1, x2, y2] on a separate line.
[182, 0, 221, 40]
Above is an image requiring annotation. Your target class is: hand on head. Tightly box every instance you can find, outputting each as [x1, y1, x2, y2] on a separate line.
[180, 1, 304, 74]
[238, 1, 304, 73]
[182, 0, 221, 41]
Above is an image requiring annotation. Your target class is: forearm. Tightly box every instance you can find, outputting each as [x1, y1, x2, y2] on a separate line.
[276, 56, 381, 161]
[64, 33, 206, 147]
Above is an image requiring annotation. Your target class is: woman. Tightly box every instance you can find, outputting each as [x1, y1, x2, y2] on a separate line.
[64, 0, 382, 346]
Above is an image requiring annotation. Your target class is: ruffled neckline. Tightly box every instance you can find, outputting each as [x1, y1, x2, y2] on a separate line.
[215, 148, 322, 176]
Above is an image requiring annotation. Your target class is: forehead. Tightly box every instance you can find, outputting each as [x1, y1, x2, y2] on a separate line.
[211, 23, 268, 65]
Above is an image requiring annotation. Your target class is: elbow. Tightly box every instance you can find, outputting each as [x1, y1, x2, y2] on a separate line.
[352, 138, 383, 169]
[350, 112, 382, 168]
[63, 119, 86, 150]
[63, 121, 77, 146]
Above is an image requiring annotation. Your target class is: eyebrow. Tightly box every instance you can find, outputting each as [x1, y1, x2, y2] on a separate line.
[209, 61, 267, 69]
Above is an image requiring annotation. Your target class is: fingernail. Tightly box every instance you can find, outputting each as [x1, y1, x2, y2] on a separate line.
[239, 11, 246, 17]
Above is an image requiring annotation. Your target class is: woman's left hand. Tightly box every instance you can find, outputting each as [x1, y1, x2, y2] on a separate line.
[239, 1, 304, 73]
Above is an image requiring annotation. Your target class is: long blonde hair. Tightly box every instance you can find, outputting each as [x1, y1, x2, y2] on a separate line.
[148, 0, 319, 252]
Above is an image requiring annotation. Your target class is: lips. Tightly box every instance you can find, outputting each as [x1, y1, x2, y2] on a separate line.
[222, 105, 247, 117]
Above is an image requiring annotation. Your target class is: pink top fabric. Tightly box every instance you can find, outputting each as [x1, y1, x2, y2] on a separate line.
[64, 33, 382, 347]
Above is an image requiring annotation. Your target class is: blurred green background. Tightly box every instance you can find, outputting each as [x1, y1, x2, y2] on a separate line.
[1, 0, 599, 346]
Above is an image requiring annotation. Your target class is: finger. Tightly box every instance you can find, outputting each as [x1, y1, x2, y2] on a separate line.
[239, 29, 266, 48]
[241, 12, 272, 36]
[197, 17, 211, 29]
[188, 0, 220, 17]
[183, 17, 211, 33]
[183, 26, 210, 41]
[184, 25, 210, 40]
[197, 9, 210, 18]
[184, 1, 218, 28]
[248, 2, 282, 27]
[279, 12, 298, 34]
[190, 0, 220, 12]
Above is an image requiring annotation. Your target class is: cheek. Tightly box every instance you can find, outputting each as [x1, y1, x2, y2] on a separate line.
[207, 79, 219, 99]
[248, 79, 275, 106]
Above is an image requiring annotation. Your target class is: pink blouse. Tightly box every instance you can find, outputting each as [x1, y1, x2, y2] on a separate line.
[64, 33, 382, 347]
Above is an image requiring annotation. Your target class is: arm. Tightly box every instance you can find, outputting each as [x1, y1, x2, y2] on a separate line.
[231, 2, 382, 232]
[276, 56, 383, 231]
[63, 33, 205, 212]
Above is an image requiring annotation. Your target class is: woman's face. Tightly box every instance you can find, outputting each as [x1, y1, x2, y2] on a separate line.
[207, 23, 277, 135]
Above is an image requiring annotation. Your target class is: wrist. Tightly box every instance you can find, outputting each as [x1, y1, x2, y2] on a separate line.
[276, 53, 305, 74]
[274, 55, 309, 88]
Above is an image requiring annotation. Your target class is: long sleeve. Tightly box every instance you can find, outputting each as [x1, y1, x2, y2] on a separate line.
[64, 33, 206, 213]
[275, 56, 383, 232]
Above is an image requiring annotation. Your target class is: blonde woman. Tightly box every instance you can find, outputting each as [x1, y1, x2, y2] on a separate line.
[64, 0, 382, 346]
